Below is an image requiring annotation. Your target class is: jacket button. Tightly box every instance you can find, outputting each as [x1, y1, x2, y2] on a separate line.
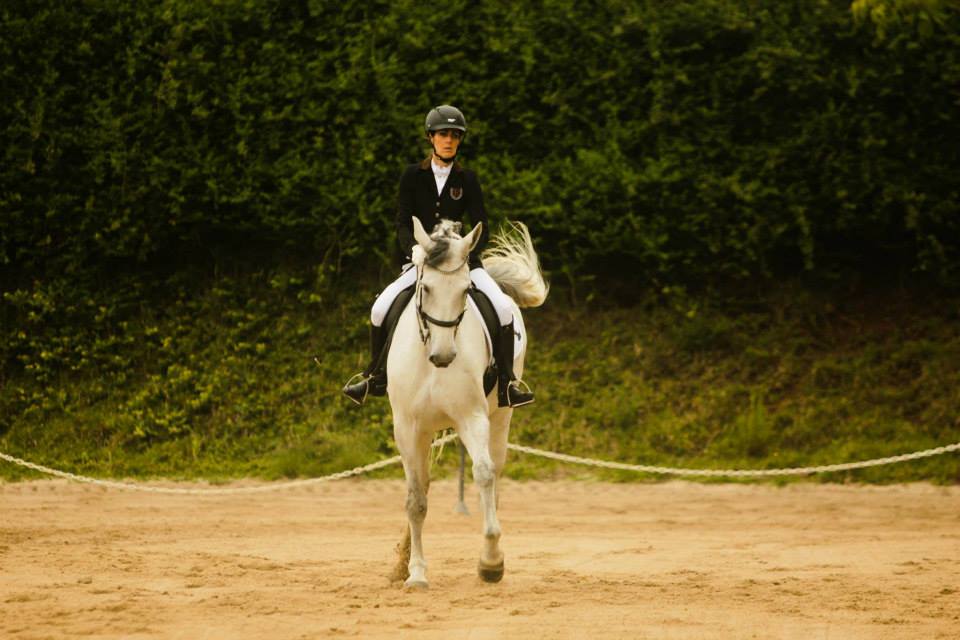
[435, 201, 440, 206]
[434, 213, 440, 218]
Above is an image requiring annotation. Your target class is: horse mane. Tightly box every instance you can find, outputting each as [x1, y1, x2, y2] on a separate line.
[481, 221, 549, 308]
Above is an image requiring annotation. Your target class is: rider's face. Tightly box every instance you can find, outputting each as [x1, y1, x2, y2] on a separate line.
[430, 129, 462, 162]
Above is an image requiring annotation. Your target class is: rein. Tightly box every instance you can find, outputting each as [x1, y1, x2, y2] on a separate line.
[415, 259, 470, 345]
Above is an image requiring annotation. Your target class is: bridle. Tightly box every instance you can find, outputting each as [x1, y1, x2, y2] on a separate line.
[415, 258, 470, 345]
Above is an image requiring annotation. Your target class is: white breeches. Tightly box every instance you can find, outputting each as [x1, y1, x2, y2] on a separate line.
[371, 265, 514, 327]
[469, 268, 514, 325]
[370, 265, 417, 326]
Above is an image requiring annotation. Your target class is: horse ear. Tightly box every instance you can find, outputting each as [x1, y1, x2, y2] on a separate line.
[412, 216, 432, 248]
[464, 221, 483, 253]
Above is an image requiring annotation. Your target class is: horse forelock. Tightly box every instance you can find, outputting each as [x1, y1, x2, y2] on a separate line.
[424, 221, 469, 271]
[425, 237, 452, 268]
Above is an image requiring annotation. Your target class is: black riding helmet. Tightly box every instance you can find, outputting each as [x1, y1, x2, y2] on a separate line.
[425, 105, 466, 163]
[424, 105, 467, 136]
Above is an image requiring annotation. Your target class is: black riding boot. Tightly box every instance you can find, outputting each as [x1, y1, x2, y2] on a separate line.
[497, 321, 534, 408]
[342, 324, 388, 405]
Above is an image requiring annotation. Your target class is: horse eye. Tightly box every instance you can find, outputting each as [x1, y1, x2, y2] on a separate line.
[422, 285, 431, 294]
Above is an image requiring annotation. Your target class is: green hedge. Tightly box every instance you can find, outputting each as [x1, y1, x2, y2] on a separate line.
[2, 0, 958, 284]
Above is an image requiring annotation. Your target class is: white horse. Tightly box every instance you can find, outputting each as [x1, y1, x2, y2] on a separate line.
[388, 216, 548, 588]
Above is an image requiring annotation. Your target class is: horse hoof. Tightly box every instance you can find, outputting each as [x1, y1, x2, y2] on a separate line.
[404, 577, 429, 590]
[478, 560, 504, 583]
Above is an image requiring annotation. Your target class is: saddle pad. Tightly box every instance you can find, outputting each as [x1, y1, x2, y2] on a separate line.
[466, 297, 526, 398]
[466, 296, 495, 366]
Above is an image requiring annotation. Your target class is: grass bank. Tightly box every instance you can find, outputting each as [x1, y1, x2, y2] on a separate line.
[2, 269, 958, 484]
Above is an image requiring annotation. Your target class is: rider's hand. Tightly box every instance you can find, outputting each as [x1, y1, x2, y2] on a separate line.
[411, 244, 427, 267]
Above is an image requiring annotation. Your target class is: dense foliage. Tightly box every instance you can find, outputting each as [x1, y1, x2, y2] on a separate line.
[2, 0, 958, 285]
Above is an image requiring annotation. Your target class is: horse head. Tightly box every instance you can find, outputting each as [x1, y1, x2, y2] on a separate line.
[411, 216, 482, 368]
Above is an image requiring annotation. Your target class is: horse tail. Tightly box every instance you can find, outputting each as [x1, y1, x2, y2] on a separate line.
[481, 221, 549, 308]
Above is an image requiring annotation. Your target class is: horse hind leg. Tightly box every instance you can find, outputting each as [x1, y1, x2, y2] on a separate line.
[389, 525, 411, 583]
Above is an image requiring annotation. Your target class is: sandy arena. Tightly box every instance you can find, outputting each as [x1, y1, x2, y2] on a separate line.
[1, 478, 958, 639]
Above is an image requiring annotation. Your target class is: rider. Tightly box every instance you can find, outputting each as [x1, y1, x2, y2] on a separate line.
[342, 105, 535, 409]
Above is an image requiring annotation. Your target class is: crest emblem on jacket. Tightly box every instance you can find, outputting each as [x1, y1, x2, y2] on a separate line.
[450, 186, 463, 201]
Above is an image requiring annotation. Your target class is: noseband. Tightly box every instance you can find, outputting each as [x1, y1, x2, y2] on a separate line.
[415, 260, 470, 345]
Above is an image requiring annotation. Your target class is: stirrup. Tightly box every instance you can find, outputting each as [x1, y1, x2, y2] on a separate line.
[342, 372, 370, 406]
[504, 378, 534, 408]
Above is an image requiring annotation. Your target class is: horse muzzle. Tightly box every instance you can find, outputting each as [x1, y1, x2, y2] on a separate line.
[429, 350, 456, 368]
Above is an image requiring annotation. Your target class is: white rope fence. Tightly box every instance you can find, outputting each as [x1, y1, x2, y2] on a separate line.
[0, 434, 458, 496]
[1, 436, 958, 494]
[506, 440, 960, 478]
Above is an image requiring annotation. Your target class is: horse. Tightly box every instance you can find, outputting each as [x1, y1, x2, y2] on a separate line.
[388, 216, 548, 588]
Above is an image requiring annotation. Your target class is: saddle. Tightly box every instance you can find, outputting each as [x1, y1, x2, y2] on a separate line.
[467, 287, 501, 397]
[375, 285, 501, 396]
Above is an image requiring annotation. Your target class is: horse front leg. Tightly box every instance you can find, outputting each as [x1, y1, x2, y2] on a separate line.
[396, 422, 433, 589]
[488, 407, 513, 508]
[457, 411, 504, 582]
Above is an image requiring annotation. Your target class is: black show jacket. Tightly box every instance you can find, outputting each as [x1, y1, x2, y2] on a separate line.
[395, 157, 490, 269]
